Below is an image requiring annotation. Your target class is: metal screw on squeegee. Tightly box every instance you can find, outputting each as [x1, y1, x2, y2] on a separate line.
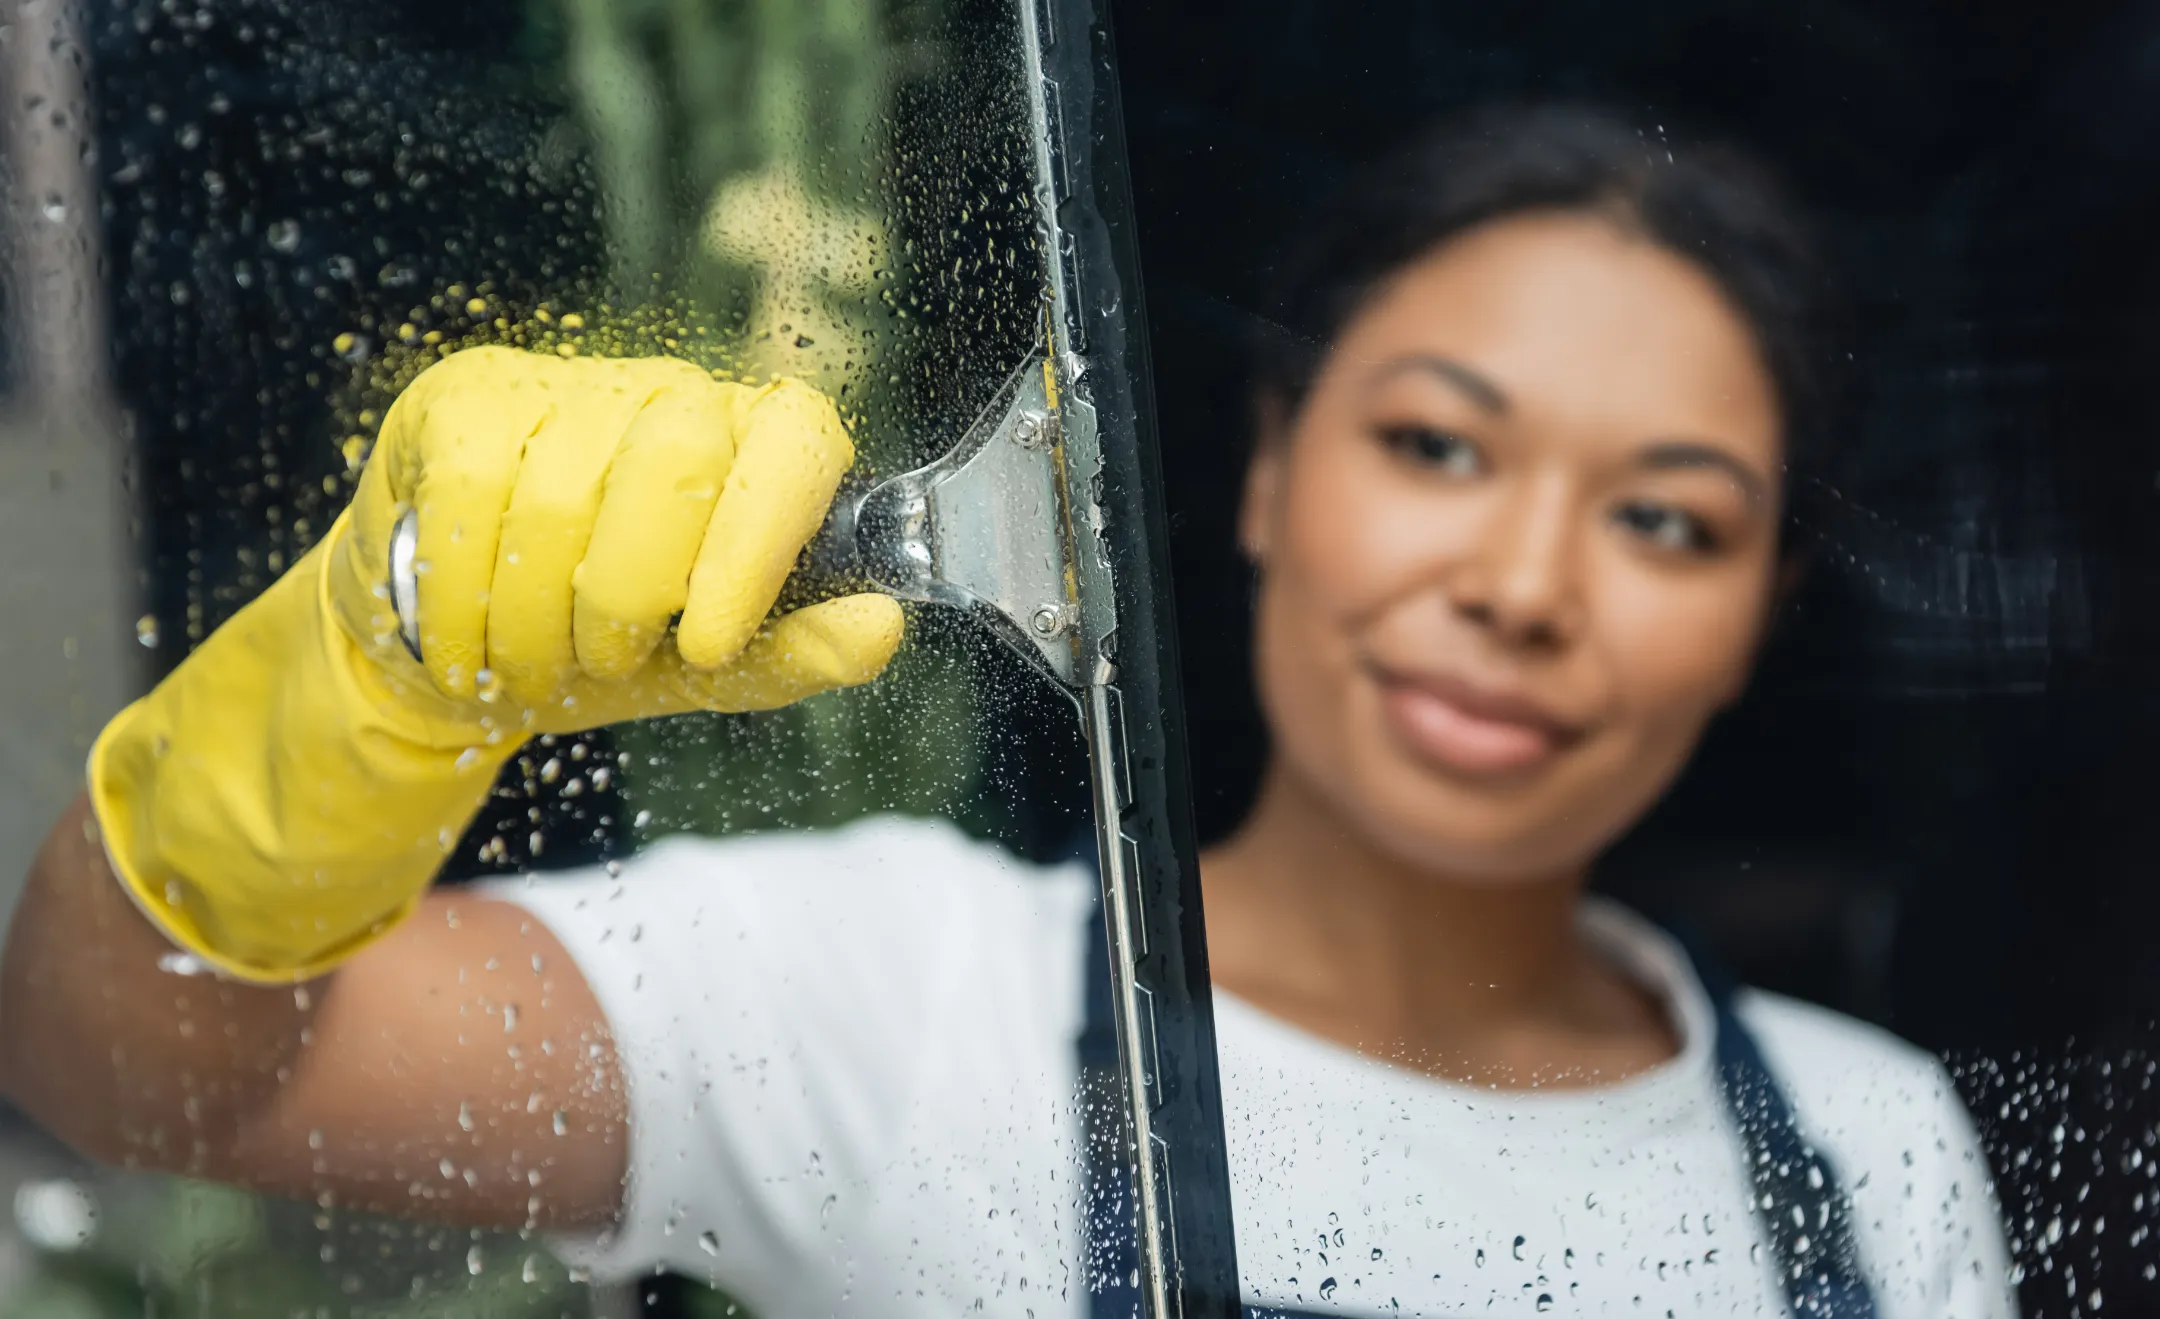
[1011, 409, 1056, 450]
[1030, 602, 1074, 638]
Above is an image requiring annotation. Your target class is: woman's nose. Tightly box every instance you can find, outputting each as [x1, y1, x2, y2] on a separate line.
[1444, 474, 1585, 651]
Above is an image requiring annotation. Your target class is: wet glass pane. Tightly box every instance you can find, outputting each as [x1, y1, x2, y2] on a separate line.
[1124, 3, 2160, 1317]
[0, 1, 1221, 1316]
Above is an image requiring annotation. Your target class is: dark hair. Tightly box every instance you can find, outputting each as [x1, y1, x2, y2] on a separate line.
[1254, 104, 1840, 507]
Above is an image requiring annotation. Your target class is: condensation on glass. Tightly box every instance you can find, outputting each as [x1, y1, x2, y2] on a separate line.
[0, 1, 1203, 1316]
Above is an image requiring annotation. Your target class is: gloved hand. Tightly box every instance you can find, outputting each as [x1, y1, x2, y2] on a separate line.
[89, 346, 905, 983]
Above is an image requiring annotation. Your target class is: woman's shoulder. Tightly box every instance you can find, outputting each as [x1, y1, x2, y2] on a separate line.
[1732, 987, 1948, 1088]
[1732, 987, 1980, 1149]
[1733, 990, 2015, 1313]
[1728, 997, 2013, 1312]
[1732, 987, 1993, 1199]
[1582, 899, 1954, 1107]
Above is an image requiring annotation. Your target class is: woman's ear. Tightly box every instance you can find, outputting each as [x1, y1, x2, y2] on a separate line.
[1241, 395, 1291, 563]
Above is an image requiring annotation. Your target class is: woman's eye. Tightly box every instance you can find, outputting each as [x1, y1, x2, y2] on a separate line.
[1611, 500, 1718, 554]
[1377, 424, 1483, 476]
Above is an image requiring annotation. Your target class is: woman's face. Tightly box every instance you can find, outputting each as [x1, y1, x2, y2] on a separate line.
[1244, 211, 1785, 881]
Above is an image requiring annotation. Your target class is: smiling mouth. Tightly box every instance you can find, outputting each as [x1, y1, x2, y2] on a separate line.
[1369, 667, 1588, 777]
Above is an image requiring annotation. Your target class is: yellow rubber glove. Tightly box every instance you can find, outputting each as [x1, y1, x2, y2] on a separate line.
[89, 346, 905, 983]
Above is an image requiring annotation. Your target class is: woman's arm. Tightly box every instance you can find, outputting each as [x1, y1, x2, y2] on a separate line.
[0, 353, 891, 1234]
[0, 792, 629, 1230]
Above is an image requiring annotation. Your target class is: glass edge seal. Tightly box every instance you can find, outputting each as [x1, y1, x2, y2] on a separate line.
[1020, 2, 1243, 1317]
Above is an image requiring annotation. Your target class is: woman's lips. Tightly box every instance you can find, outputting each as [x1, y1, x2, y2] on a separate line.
[1373, 669, 1584, 777]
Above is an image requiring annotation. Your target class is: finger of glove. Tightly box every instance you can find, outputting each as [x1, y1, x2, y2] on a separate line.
[675, 379, 853, 669]
[486, 359, 651, 707]
[674, 593, 905, 712]
[571, 374, 736, 681]
[397, 348, 552, 701]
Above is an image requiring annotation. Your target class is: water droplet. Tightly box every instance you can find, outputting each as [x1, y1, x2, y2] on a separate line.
[267, 219, 301, 253]
[1318, 1278, 1337, 1300]
[699, 1230, 721, 1256]
[1535, 1296, 1553, 1312]
[136, 614, 159, 647]
[467, 1244, 484, 1275]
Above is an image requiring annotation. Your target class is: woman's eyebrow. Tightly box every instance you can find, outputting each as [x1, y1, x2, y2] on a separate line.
[1372, 354, 1511, 415]
[1637, 441, 1772, 504]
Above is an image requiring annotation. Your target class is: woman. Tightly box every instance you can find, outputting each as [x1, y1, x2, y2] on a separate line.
[0, 107, 2013, 1317]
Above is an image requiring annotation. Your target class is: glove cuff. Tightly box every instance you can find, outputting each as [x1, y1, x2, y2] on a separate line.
[89, 533, 524, 983]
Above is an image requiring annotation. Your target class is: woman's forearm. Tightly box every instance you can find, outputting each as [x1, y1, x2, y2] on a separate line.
[0, 792, 320, 1174]
[1, 792, 630, 1230]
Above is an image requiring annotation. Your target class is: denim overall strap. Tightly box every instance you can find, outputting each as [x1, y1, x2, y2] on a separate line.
[1688, 936, 1883, 1319]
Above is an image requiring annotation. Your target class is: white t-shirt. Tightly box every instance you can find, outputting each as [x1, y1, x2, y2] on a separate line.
[490, 814, 2017, 1319]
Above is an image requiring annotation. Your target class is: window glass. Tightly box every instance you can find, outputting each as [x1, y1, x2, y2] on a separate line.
[1125, 3, 2160, 1317]
[0, 2, 1229, 1317]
